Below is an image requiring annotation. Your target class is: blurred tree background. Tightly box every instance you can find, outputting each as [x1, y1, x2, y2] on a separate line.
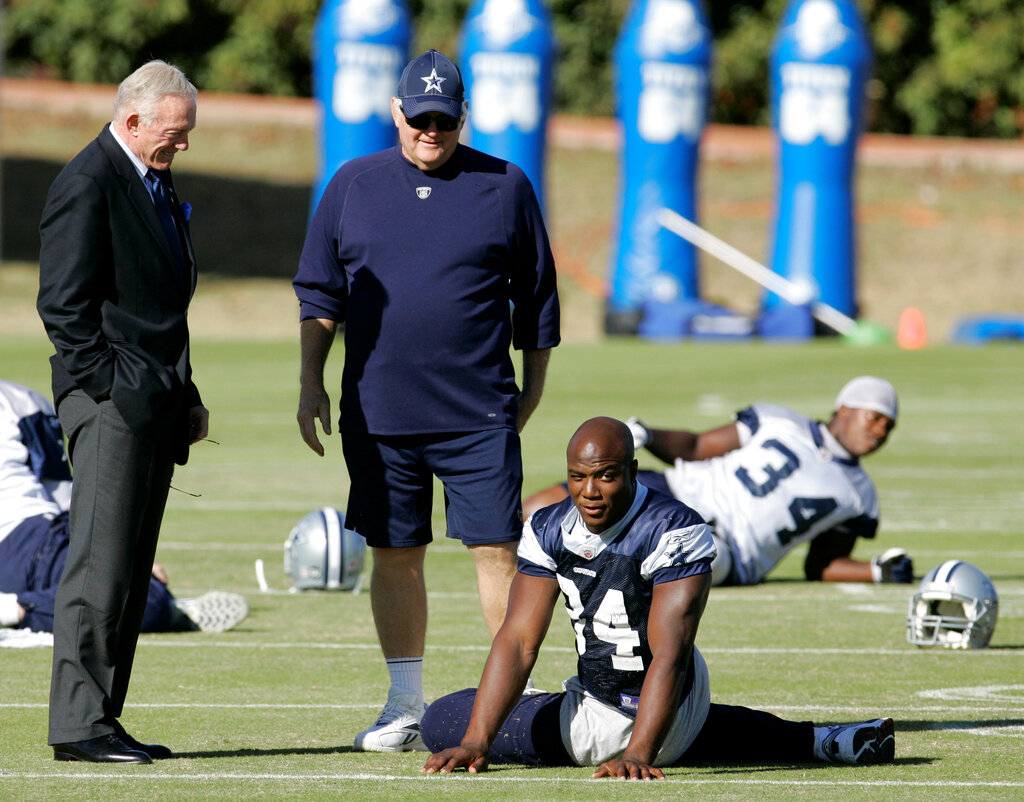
[3, 0, 1022, 138]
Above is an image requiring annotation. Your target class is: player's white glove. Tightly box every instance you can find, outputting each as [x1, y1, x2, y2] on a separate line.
[871, 548, 913, 584]
[626, 416, 651, 450]
[0, 592, 21, 627]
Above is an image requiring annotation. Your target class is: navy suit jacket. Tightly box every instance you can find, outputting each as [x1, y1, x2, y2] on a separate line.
[37, 125, 201, 465]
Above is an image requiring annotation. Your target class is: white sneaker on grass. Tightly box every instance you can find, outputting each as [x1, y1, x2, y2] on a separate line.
[353, 696, 427, 752]
[175, 591, 250, 633]
[816, 718, 895, 765]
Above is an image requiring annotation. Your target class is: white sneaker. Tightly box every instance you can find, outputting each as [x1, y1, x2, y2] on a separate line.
[353, 696, 427, 752]
[817, 718, 895, 765]
[175, 591, 250, 632]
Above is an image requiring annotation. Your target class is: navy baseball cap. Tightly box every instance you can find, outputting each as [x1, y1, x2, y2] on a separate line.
[396, 49, 464, 119]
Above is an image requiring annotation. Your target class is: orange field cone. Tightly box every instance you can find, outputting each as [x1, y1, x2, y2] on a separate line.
[897, 307, 928, 349]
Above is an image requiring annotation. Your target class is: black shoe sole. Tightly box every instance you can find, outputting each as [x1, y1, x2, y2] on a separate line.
[53, 749, 152, 764]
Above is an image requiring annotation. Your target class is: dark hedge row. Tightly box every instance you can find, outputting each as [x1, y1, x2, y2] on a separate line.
[4, 0, 1021, 137]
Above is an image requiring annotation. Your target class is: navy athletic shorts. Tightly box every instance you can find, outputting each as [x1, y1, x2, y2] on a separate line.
[341, 429, 524, 548]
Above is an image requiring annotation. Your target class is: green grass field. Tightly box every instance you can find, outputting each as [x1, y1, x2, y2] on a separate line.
[1, 332, 1022, 800]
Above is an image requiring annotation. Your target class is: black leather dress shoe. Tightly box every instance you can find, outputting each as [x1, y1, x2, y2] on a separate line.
[112, 722, 173, 760]
[53, 734, 152, 763]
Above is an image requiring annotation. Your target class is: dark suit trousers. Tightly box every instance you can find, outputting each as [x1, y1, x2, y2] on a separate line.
[48, 390, 175, 744]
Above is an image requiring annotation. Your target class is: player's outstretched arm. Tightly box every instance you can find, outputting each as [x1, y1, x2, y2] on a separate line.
[593, 571, 712, 780]
[630, 420, 741, 465]
[804, 530, 911, 583]
[423, 572, 559, 775]
[819, 551, 914, 583]
[819, 555, 874, 582]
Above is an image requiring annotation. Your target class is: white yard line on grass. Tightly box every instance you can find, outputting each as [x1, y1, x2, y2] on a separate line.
[153, 541, 274, 550]
[0, 702, 379, 709]
[879, 519, 1022, 532]
[123, 641, 1024, 657]
[3, 702, 1021, 714]
[1, 773, 1023, 789]
[165, 500, 328, 511]
[896, 548, 1024, 560]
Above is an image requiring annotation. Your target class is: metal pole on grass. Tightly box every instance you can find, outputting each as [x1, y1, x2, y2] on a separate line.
[657, 207, 858, 336]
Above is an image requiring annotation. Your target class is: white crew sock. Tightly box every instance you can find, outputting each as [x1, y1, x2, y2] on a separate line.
[386, 657, 424, 707]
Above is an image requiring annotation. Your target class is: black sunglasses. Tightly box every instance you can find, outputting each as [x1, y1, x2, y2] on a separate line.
[404, 112, 460, 132]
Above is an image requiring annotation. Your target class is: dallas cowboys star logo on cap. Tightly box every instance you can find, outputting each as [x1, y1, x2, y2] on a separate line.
[421, 68, 445, 94]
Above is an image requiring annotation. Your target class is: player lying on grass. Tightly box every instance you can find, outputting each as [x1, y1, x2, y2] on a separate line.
[422, 417, 895, 779]
[0, 379, 249, 634]
[523, 376, 912, 586]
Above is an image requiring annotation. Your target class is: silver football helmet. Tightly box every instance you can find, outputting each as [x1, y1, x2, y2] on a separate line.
[907, 560, 998, 649]
[284, 507, 366, 591]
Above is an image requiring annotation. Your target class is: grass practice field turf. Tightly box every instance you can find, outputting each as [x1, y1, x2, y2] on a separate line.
[0, 332, 1021, 800]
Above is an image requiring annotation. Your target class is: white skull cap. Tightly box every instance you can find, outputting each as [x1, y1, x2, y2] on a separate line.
[835, 376, 898, 421]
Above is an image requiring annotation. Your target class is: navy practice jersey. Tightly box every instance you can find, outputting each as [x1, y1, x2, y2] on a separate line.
[519, 483, 715, 714]
[664, 404, 878, 585]
[294, 144, 560, 436]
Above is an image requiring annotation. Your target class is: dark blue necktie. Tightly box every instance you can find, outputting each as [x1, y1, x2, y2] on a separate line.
[145, 169, 184, 277]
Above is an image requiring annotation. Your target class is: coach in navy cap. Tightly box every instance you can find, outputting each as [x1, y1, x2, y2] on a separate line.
[293, 49, 560, 753]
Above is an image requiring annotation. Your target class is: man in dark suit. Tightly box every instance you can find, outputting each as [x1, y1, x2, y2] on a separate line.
[36, 60, 209, 764]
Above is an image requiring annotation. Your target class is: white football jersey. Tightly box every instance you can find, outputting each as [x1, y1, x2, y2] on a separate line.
[0, 380, 71, 542]
[664, 404, 878, 585]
